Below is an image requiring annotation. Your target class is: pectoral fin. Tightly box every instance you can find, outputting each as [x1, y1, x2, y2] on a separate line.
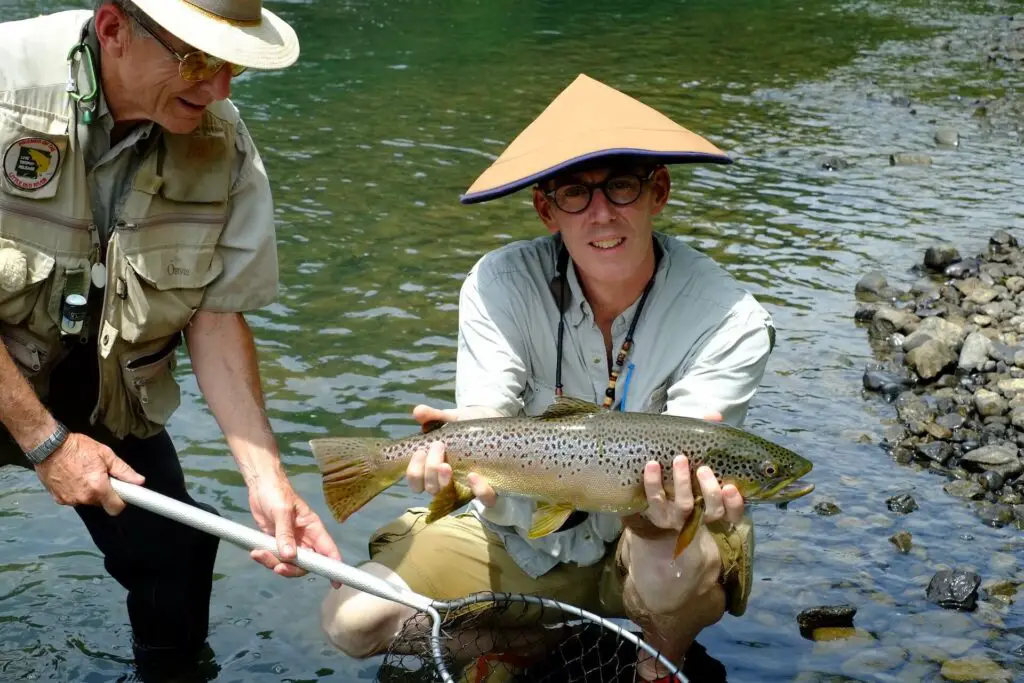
[527, 503, 575, 539]
[426, 480, 475, 523]
[674, 498, 705, 558]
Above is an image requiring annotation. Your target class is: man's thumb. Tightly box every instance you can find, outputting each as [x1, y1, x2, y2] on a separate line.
[273, 505, 297, 561]
[104, 450, 145, 485]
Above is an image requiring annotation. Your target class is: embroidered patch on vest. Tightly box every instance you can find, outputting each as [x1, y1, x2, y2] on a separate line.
[3, 137, 61, 192]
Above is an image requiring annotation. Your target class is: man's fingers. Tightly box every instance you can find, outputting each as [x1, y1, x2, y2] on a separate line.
[702, 411, 723, 423]
[696, 466, 724, 522]
[722, 484, 745, 524]
[406, 447, 427, 493]
[423, 441, 447, 494]
[467, 472, 497, 507]
[642, 461, 665, 504]
[94, 450, 126, 516]
[104, 450, 146, 486]
[671, 455, 692, 513]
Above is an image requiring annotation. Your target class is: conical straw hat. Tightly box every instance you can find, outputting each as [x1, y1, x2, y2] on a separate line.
[460, 73, 731, 205]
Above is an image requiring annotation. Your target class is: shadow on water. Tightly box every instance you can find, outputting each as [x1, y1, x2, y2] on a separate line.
[1, 0, 1022, 681]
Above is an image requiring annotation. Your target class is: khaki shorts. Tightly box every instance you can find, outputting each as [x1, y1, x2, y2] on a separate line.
[369, 507, 628, 618]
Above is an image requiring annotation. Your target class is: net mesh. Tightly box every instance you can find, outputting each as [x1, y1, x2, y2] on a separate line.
[375, 592, 727, 683]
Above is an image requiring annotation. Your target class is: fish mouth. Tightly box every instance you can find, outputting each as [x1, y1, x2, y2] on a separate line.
[755, 479, 815, 503]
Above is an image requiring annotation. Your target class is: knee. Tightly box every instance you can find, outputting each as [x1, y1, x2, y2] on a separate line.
[319, 565, 412, 659]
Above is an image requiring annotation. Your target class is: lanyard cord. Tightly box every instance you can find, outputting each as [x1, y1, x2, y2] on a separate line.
[553, 240, 661, 409]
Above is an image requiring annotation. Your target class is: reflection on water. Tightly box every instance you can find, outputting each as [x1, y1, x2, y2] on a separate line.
[1, 0, 1022, 681]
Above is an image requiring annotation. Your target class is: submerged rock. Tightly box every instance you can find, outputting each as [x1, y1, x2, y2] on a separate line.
[926, 569, 981, 611]
[796, 604, 857, 638]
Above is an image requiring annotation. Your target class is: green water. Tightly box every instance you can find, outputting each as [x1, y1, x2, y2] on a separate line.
[1, 0, 1022, 681]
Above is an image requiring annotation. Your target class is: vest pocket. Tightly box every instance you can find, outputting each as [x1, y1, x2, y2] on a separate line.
[119, 244, 224, 343]
[118, 334, 182, 426]
[0, 322, 53, 377]
[0, 238, 56, 325]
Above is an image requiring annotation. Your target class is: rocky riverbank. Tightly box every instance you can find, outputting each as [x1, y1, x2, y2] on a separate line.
[856, 230, 1024, 531]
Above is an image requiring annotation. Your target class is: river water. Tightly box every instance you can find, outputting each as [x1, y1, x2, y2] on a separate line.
[1, 0, 1022, 681]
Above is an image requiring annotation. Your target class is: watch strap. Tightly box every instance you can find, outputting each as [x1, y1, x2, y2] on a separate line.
[24, 421, 69, 465]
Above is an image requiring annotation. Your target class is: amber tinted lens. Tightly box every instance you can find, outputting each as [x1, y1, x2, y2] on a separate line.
[552, 185, 591, 213]
[179, 51, 246, 81]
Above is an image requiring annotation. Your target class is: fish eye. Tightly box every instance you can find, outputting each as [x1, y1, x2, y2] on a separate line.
[761, 461, 778, 477]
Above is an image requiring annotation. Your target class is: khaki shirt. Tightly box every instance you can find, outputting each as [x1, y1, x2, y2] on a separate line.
[81, 24, 277, 316]
[455, 232, 775, 577]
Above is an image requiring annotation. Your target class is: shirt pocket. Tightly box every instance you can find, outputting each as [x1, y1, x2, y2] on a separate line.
[118, 334, 182, 426]
[0, 105, 69, 201]
[524, 379, 560, 417]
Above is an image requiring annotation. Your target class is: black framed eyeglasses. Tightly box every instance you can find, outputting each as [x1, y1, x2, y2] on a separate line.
[543, 169, 656, 214]
[125, 4, 246, 82]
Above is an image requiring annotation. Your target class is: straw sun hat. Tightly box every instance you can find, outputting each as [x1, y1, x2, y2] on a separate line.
[130, 0, 299, 70]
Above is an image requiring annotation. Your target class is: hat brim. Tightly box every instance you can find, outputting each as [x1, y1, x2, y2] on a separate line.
[459, 148, 732, 205]
[131, 0, 300, 70]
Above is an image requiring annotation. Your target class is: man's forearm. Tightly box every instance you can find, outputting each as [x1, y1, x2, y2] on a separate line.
[184, 311, 283, 486]
[0, 341, 57, 452]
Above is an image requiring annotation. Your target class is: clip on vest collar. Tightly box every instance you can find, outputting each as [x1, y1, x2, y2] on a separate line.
[67, 42, 100, 125]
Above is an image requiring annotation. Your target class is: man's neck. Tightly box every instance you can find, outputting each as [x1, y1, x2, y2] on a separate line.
[578, 245, 657, 327]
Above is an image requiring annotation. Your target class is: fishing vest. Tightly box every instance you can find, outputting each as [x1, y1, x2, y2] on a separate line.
[0, 10, 238, 440]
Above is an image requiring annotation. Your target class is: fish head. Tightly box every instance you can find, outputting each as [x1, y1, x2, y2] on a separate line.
[716, 438, 815, 504]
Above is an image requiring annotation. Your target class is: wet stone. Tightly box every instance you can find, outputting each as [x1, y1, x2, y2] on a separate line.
[796, 604, 857, 638]
[974, 388, 1008, 416]
[839, 647, 908, 677]
[937, 413, 966, 431]
[944, 479, 986, 500]
[856, 271, 890, 301]
[959, 332, 994, 372]
[916, 441, 953, 465]
[926, 569, 981, 611]
[979, 471, 1004, 491]
[946, 257, 981, 279]
[889, 530, 913, 553]
[863, 368, 913, 401]
[974, 502, 1015, 528]
[813, 501, 841, 516]
[907, 339, 958, 380]
[940, 656, 1013, 682]
[926, 244, 962, 271]
[886, 493, 919, 514]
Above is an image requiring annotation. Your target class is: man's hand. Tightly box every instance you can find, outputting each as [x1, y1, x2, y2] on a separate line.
[247, 471, 344, 587]
[406, 404, 500, 507]
[35, 433, 145, 515]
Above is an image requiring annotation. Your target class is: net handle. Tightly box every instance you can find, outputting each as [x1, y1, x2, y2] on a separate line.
[108, 479, 434, 612]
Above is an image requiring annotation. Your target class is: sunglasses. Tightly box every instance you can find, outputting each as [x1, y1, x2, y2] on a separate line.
[126, 6, 247, 82]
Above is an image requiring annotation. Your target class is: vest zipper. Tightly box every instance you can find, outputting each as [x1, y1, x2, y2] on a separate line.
[0, 198, 93, 231]
[114, 213, 223, 231]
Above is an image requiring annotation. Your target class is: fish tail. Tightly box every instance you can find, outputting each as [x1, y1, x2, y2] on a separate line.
[310, 437, 405, 523]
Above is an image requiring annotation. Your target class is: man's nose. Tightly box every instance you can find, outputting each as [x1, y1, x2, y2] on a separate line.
[199, 65, 232, 101]
[585, 185, 616, 222]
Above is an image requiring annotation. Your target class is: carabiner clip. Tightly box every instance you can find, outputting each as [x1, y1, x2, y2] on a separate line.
[66, 42, 99, 124]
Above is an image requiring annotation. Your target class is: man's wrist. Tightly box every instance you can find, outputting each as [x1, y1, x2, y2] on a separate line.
[23, 420, 69, 465]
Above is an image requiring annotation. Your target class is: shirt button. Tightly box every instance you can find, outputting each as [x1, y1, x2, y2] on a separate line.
[592, 357, 601, 364]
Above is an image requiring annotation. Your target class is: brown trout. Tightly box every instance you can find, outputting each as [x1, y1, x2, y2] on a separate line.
[311, 397, 814, 556]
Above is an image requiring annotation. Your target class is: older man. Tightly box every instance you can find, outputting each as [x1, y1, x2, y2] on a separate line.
[0, 0, 340, 675]
[320, 74, 775, 681]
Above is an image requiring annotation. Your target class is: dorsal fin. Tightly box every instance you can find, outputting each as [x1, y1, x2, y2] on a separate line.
[538, 396, 602, 420]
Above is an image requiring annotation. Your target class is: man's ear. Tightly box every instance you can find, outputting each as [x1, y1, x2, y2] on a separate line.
[533, 186, 561, 235]
[94, 3, 134, 57]
[648, 166, 671, 217]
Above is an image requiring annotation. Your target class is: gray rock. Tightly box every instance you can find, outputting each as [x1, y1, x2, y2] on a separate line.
[896, 392, 936, 424]
[926, 569, 981, 611]
[870, 306, 919, 337]
[944, 480, 986, 500]
[889, 530, 913, 553]
[913, 316, 968, 351]
[974, 388, 1009, 417]
[820, 155, 850, 171]
[1010, 407, 1024, 430]
[855, 271, 889, 300]
[886, 493, 919, 514]
[975, 502, 1015, 527]
[890, 152, 933, 166]
[946, 258, 981, 279]
[934, 125, 960, 147]
[924, 244, 961, 271]
[863, 367, 913, 401]
[937, 413, 966, 431]
[813, 501, 841, 516]
[959, 332, 993, 372]
[996, 377, 1024, 395]
[796, 604, 856, 636]
[940, 657, 1012, 683]
[916, 441, 953, 465]
[961, 442, 1023, 478]
[979, 471, 1005, 491]
[906, 339, 957, 380]
[1006, 276, 1024, 294]
[956, 278, 999, 305]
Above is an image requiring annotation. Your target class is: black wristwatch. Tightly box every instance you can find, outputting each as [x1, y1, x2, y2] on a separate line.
[24, 421, 69, 465]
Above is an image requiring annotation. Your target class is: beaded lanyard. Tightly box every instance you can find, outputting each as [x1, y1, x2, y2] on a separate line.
[553, 241, 661, 409]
